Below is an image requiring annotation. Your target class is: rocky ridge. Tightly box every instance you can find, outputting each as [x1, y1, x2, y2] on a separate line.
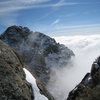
[0, 25, 74, 100]
[0, 40, 34, 100]
[67, 56, 100, 100]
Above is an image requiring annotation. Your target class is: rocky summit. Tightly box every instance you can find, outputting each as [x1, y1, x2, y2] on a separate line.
[0, 40, 34, 100]
[0, 25, 74, 100]
[0, 25, 74, 76]
[67, 56, 100, 100]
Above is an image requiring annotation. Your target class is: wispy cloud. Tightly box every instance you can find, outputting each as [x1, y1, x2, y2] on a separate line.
[0, 0, 79, 26]
[51, 19, 60, 25]
[34, 24, 100, 36]
[31, 2, 79, 8]
[0, 0, 50, 15]
[55, 24, 100, 30]
[0, 0, 42, 26]
[0, 0, 50, 25]
[52, 24, 100, 36]
[0, 0, 78, 14]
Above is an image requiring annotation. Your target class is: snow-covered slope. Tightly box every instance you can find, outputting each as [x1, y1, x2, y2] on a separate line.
[23, 68, 48, 100]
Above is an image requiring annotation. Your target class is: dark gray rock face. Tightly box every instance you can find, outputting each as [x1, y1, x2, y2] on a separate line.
[0, 25, 74, 100]
[67, 56, 100, 100]
[0, 25, 74, 83]
[0, 40, 34, 100]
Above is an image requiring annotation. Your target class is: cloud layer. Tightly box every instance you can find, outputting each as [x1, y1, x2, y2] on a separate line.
[47, 34, 100, 100]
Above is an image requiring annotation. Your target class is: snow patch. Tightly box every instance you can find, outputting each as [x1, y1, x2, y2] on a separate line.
[23, 68, 48, 100]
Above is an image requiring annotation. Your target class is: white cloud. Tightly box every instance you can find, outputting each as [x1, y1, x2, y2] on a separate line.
[0, 0, 79, 26]
[0, 0, 50, 25]
[0, 0, 78, 14]
[51, 19, 60, 25]
[0, 0, 51, 14]
[0, 0, 41, 25]
[40, 2, 78, 8]
[55, 24, 100, 29]
[32, 24, 100, 36]
[47, 34, 100, 100]
[51, 24, 100, 35]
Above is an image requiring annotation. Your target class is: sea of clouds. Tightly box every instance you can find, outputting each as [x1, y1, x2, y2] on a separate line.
[47, 34, 100, 100]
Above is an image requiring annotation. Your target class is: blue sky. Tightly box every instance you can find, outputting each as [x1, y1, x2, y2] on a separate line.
[0, 0, 100, 36]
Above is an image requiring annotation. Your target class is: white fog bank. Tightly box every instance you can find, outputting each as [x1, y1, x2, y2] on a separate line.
[54, 34, 100, 73]
[47, 34, 100, 100]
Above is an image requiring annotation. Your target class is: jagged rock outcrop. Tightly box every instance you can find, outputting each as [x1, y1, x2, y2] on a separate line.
[0, 25, 74, 100]
[67, 56, 100, 100]
[0, 40, 34, 100]
[0, 25, 74, 82]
